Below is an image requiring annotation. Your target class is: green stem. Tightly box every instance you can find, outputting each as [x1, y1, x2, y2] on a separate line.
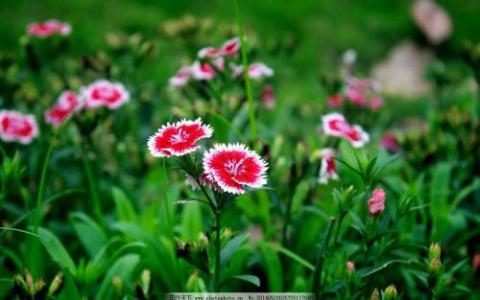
[234, 0, 256, 140]
[34, 141, 54, 233]
[214, 207, 221, 292]
[312, 217, 336, 299]
[81, 139, 105, 228]
[333, 212, 346, 246]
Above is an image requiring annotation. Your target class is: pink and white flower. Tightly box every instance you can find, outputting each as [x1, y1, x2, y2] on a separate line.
[27, 20, 71, 38]
[80, 80, 129, 110]
[147, 118, 213, 157]
[191, 61, 215, 80]
[203, 143, 268, 194]
[169, 66, 191, 87]
[322, 113, 369, 148]
[261, 84, 275, 109]
[45, 91, 79, 127]
[198, 47, 220, 58]
[0, 111, 38, 144]
[219, 37, 241, 56]
[318, 148, 338, 185]
[231, 62, 274, 80]
[368, 188, 386, 215]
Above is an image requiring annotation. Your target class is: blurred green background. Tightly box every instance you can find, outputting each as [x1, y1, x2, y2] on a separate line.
[1, 0, 479, 72]
[1, 0, 479, 126]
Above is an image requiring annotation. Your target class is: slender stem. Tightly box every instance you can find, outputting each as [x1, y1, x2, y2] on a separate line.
[312, 217, 336, 299]
[81, 139, 105, 228]
[234, 0, 256, 140]
[34, 141, 54, 233]
[281, 192, 294, 247]
[214, 207, 221, 292]
[333, 212, 346, 246]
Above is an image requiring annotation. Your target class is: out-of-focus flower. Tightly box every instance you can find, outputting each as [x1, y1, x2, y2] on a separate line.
[219, 37, 240, 56]
[45, 91, 79, 127]
[231, 62, 274, 80]
[0, 110, 39, 144]
[322, 112, 370, 148]
[346, 261, 355, 274]
[169, 66, 191, 87]
[472, 253, 480, 271]
[369, 96, 383, 111]
[212, 57, 224, 71]
[80, 80, 129, 110]
[380, 133, 399, 152]
[327, 94, 343, 108]
[345, 77, 383, 110]
[203, 143, 268, 194]
[318, 148, 338, 185]
[27, 20, 71, 38]
[261, 84, 275, 109]
[198, 47, 220, 58]
[147, 118, 213, 157]
[368, 188, 386, 215]
[191, 61, 215, 80]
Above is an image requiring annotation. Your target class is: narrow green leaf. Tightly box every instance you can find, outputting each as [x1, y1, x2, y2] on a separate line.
[38, 227, 76, 275]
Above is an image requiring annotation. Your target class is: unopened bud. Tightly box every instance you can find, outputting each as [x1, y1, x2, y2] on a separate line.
[429, 243, 441, 260]
[346, 261, 355, 276]
[384, 284, 398, 300]
[112, 276, 123, 294]
[429, 257, 442, 275]
[140, 269, 151, 296]
[48, 273, 64, 297]
[370, 288, 380, 300]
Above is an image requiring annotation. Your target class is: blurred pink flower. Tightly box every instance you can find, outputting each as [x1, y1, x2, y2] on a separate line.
[369, 96, 383, 111]
[347, 261, 355, 273]
[327, 94, 343, 108]
[27, 20, 71, 38]
[169, 66, 191, 87]
[80, 80, 129, 110]
[318, 148, 338, 185]
[261, 84, 275, 109]
[0, 110, 38, 144]
[219, 37, 240, 56]
[191, 61, 215, 80]
[368, 188, 386, 215]
[322, 112, 369, 148]
[473, 253, 480, 271]
[45, 91, 79, 127]
[198, 47, 220, 58]
[380, 133, 399, 152]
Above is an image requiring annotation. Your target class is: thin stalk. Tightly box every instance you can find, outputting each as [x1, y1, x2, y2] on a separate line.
[214, 207, 221, 292]
[333, 212, 346, 246]
[234, 0, 256, 140]
[281, 191, 294, 247]
[313, 217, 336, 299]
[81, 139, 105, 228]
[33, 140, 54, 233]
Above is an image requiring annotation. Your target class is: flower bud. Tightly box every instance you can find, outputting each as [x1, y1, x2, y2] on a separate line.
[346, 261, 355, 276]
[429, 257, 442, 275]
[429, 243, 441, 260]
[112, 276, 123, 295]
[47, 273, 64, 297]
[370, 288, 380, 300]
[384, 284, 398, 300]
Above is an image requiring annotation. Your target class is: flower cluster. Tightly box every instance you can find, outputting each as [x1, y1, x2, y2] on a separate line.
[0, 111, 39, 144]
[147, 119, 268, 195]
[169, 37, 273, 87]
[27, 20, 71, 38]
[43, 80, 129, 129]
[322, 112, 369, 148]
